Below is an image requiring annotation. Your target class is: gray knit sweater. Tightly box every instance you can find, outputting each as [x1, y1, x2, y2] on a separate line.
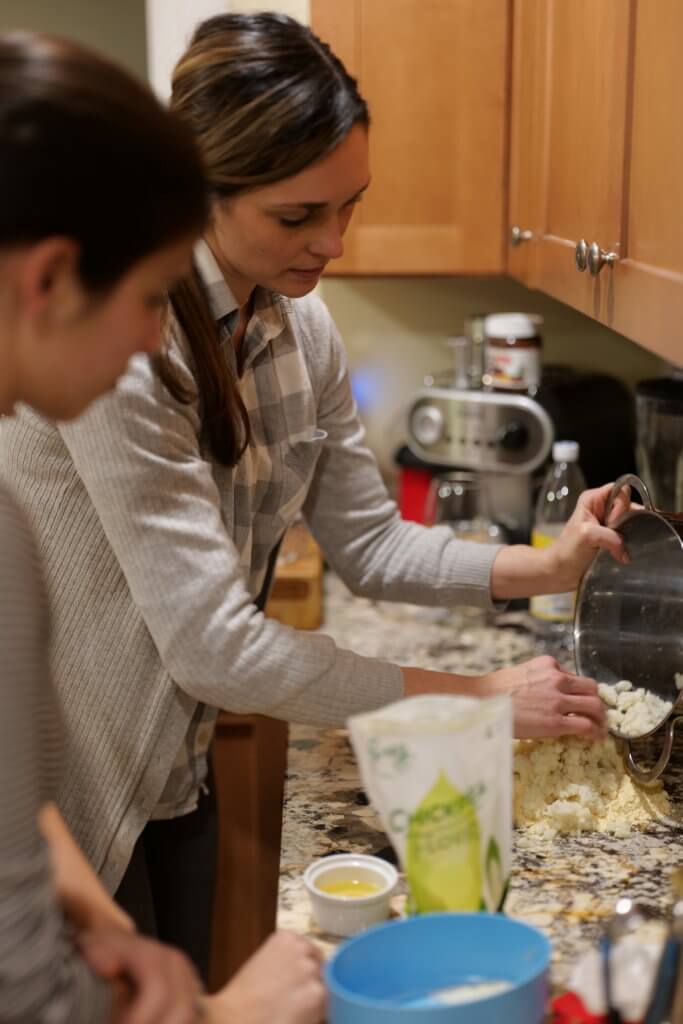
[0, 290, 499, 891]
[0, 482, 110, 1021]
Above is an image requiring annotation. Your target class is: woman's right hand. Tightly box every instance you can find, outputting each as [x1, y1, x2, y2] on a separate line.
[206, 931, 326, 1024]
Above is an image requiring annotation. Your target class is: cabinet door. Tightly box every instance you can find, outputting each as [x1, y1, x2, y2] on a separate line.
[525, 1, 632, 318]
[606, 0, 683, 362]
[507, 0, 547, 286]
[210, 714, 288, 989]
[311, 0, 510, 274]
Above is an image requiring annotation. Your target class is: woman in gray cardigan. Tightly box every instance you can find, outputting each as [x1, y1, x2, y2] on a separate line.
[1, 13, 627, 981]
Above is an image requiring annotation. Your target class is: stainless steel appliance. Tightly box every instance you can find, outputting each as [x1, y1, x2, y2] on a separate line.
[408, 385, 551, 537]
[636, 377, 683, 513]
[406, 365, 636, 539]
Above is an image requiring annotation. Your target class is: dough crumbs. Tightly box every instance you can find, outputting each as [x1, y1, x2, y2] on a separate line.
[514, 736, 670, 839]
[598, 679, 672, 738]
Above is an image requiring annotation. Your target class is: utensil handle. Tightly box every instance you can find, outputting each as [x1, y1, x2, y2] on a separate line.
[644, 936, 680, 1024]
[621, 717, 683, 785]
[605, 473, 653, 521]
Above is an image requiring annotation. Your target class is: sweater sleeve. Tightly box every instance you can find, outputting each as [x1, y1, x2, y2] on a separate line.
[295, 295, 502, 609]
[58, 348, 403, 727]
[0, 488, 111, 1024]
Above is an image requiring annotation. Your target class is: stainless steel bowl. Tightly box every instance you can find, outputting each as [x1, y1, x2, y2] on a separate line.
[575, 474, 683, 784]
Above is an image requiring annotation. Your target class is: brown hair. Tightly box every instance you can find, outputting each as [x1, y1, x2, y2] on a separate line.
[0, 31, 207, 290]
[164, 12, 369, 466]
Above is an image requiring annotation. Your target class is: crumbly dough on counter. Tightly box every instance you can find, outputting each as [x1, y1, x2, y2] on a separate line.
[598, 679, 672, 738]
[513, 736, 670, 839]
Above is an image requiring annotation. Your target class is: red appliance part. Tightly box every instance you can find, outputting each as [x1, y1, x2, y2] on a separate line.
[397, 466, 432, 523]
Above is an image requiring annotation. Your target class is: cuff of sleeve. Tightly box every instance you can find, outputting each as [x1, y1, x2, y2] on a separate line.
[438, 536, 506, 612]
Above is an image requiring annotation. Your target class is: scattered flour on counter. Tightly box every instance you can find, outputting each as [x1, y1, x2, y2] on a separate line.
[514, 736, 670, 839]
[598, 679, 672, 738]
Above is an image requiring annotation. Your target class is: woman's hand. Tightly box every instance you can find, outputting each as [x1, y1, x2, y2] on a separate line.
[206, 931, 326, 1024]
[539, 482, 631, 592]
[403, 656, 607, 741]
[480, 655, 607, 740]
[491, 481, 631, 600]
[78, 929, 203, 1024]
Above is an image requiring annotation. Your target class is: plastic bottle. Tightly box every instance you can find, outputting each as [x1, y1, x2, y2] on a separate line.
[529, 440, 587, 645]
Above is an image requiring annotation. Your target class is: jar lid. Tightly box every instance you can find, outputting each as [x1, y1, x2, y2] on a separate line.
[484, 313, 542, 339]
[552, 440, 580, 462]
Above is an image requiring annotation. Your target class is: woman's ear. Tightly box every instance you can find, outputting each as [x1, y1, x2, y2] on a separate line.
[18, 237, 84, 327]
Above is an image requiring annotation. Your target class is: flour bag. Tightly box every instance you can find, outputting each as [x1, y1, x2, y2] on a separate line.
[348, 694, 512, 913]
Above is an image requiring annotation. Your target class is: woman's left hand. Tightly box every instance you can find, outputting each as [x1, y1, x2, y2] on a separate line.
[544, 482, 631, 591]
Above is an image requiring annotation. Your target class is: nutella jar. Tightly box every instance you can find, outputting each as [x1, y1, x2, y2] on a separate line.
[483, 313, 542, 393]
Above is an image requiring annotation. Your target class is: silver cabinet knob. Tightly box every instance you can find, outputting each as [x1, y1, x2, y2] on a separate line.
[587, 242, 619, 275]
[410, 405, 444, 447]
[575, 239, 589, 272]
[510, 225, 533, 247]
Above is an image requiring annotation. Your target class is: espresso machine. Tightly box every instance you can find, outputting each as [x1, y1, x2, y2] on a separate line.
[405, 325, 636, 541]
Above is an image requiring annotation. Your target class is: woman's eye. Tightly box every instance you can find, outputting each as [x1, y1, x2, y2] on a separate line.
[279, 215, 309, 227]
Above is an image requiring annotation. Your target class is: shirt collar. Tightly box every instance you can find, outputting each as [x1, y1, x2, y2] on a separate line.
[193, 238, 287, 371]
[193, 239, 239, 323]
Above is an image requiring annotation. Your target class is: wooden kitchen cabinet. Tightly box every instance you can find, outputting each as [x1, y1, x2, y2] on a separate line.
[508, 0, 683, 362]
[209, 529, 323, 990]
[209, 713, 288, 990]
[311, 0, 510, 274]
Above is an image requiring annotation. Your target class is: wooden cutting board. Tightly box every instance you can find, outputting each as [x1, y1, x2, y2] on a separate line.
[265, 522, 323, 630]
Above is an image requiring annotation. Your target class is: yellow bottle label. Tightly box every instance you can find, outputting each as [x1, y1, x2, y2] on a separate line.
[406, 772, 482, 913]
[530, 528, 575, 622]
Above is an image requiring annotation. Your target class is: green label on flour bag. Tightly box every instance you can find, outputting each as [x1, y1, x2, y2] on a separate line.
[485, 836, 506, 911]
[406, 772, 482, 912]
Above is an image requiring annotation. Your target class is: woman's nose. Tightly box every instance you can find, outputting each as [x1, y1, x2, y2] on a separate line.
[309, 219, 345, 260]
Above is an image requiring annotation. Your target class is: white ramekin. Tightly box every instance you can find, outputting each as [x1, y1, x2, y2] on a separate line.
[303, 852, 399, 938]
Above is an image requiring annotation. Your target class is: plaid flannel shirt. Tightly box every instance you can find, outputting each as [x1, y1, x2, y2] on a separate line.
[154, 240, 324, 818]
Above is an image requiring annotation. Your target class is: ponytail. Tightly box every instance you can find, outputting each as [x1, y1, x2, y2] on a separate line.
[158, 269, 250, 466]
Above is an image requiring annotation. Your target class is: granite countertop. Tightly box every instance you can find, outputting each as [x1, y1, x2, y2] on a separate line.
[277, 573, 683, 992]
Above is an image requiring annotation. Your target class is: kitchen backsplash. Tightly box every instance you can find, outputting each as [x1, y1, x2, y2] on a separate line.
[318, 276, 666, 474]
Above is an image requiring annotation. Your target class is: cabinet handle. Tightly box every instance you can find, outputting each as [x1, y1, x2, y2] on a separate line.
[510, 225, 533, 246]
[575, 239, 589, 272]
[587, 242, 619, 276]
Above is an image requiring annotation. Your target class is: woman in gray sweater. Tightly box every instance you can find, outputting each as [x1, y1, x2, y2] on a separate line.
[0, 30, 325, 1024]
[1, 13, 627, 981]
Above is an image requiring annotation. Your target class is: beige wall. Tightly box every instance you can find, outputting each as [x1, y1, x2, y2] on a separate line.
[0, 0, 147, 77]
[318, 276, 665, 469]
[230, 0, 308, 18]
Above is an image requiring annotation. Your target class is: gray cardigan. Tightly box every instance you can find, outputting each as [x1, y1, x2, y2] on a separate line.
[0, 482, 110, 1021]
[0, 291, 499, 891]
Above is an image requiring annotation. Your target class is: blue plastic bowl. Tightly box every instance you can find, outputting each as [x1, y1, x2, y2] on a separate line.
[326, 912, 551, 1023]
